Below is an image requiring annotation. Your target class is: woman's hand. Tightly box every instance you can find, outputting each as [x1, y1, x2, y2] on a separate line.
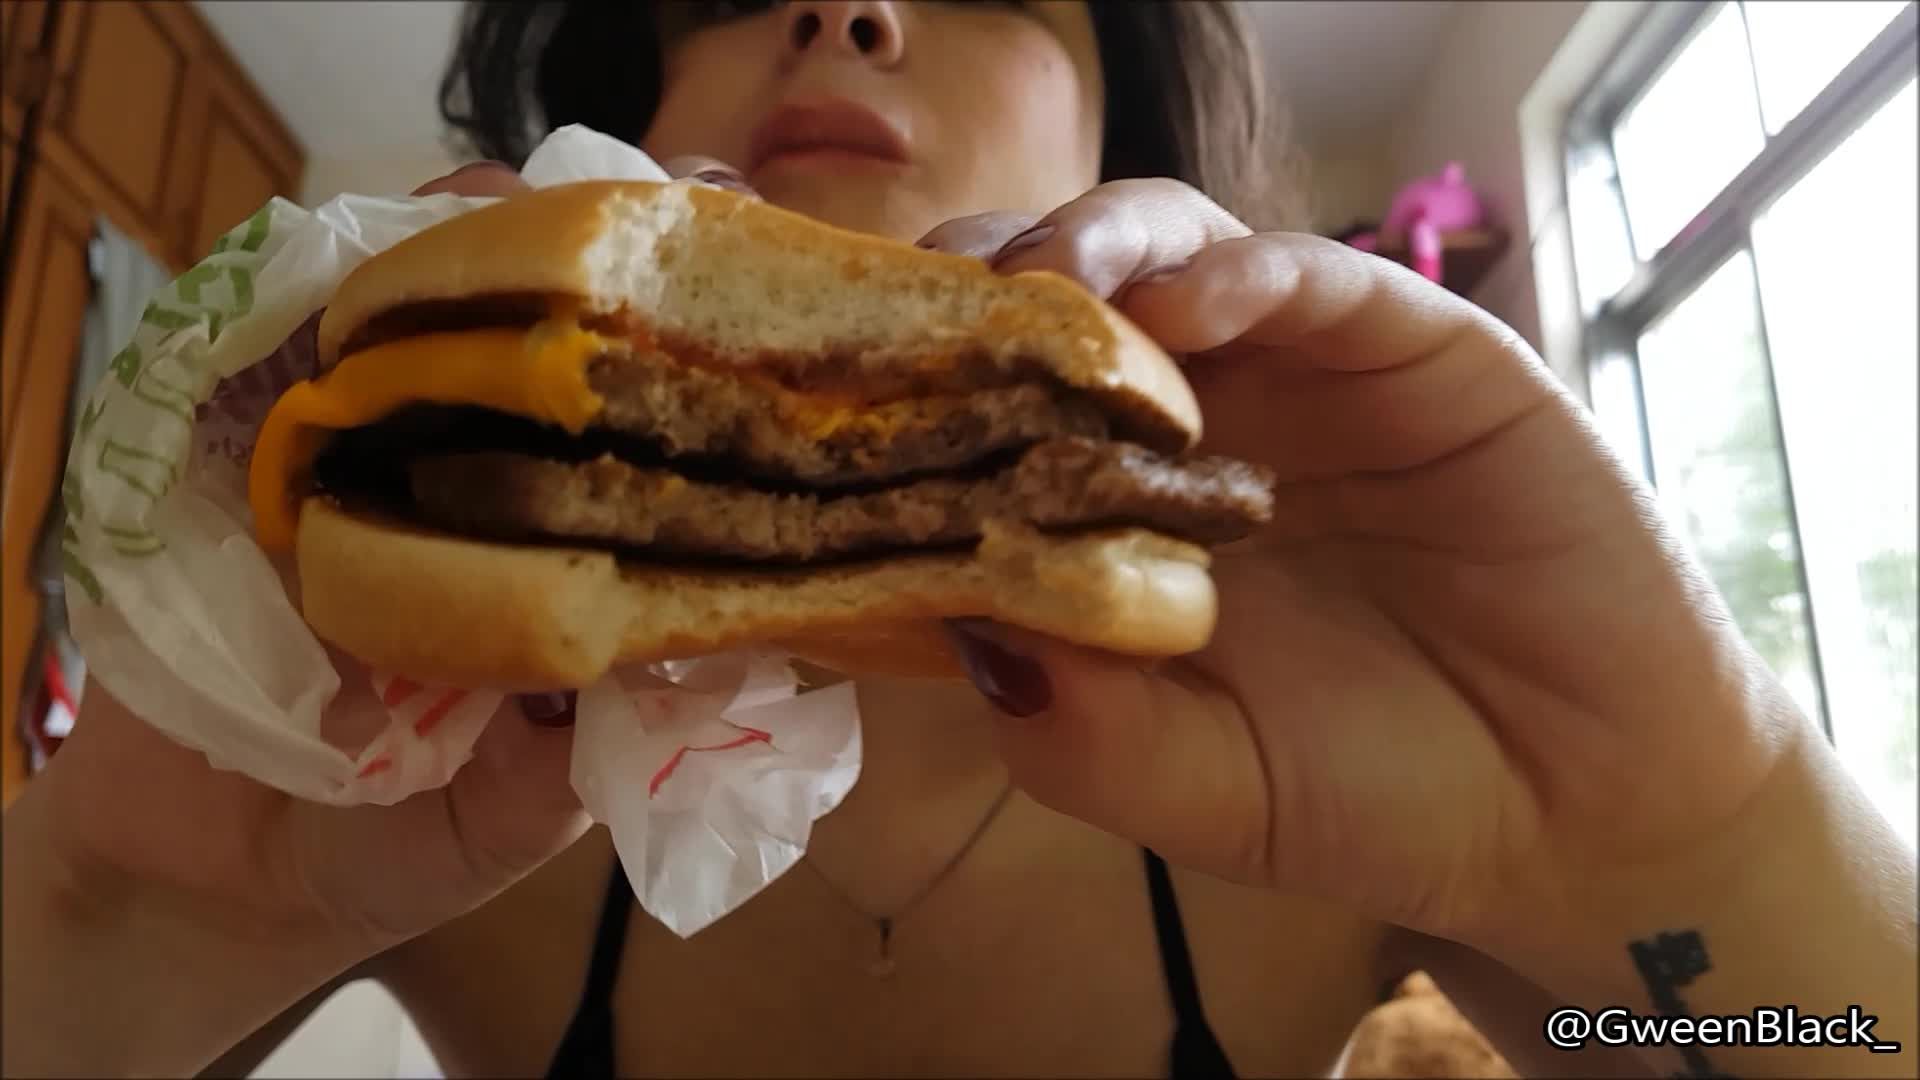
[5, 159, 751, 1077]
[921, 183, 1903, 971]
[23, 163, 594, 960]
[20, 155, 763, 963]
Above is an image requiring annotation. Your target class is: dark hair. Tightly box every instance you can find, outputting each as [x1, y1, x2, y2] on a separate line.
[439, 1, 1305, 230]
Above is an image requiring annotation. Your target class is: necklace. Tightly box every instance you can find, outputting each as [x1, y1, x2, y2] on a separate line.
[802, 780, 1016, 978]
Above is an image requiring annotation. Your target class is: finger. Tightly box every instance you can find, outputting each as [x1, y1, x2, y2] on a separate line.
[295, 696, 589, 942]
[915, 211, 1040, 259]
[1115, 231, 1560, 478]
[944, 621, 1274, 881]
[410, 160, 531, 199]
[1118, 231, 1519, 372]
[659, 155, 760, 199]
[988, 179, 1251, 300]
[438, 696, 590, 886]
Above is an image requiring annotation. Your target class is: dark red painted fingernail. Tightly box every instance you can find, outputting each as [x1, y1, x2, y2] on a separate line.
[989, 225, 1056, 267]
[452, 159, 512, 176]
[944, 621, 1052, 718]
[693, 168, 757, 198]
[518, 692, 577, 727]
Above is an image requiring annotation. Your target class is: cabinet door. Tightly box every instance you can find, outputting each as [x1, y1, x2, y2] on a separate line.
[1, 0, 53, 126]
[2, 133, 15, 241]
[0, 161, 94, 787]
[40, 1, 195, 234]
[178, 90, 291, 262]
[0, 1, 53, 70]
[167, 54, 302, 264]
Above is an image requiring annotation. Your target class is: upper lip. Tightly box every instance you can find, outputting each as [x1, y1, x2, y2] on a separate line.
[747, 101, 910, 173]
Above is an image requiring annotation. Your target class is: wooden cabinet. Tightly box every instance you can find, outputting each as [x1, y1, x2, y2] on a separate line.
[0, 1, 304, 805]
[1, 1, 53, 129]
[1, 160, 94, 807]
[168, 56, 301, 263]
[2, 0, 49, 237]
[36, 0, 196, 270]
[2, 133, 15, 239]
[28, 1, 302, 272]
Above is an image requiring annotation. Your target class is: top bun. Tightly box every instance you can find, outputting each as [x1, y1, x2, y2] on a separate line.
[317, 180, 1201, 452]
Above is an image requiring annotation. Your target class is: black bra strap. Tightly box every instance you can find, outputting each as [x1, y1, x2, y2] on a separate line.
[1143, 849, 1237, 1079]
[545, 860, 635, 1079]
[1143, 848, 1206, 1022]
[583, 863, 636, 1005]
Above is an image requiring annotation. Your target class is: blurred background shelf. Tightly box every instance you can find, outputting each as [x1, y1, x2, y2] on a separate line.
[1334, 224, 1514, 300]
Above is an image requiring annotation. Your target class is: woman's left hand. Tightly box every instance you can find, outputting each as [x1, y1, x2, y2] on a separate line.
[917, 180, 1835, 970]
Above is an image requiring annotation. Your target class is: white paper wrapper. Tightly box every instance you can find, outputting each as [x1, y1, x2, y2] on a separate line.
[60, 125, 864, 938]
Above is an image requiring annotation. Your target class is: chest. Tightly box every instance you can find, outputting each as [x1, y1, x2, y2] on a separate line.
[388, 833, 1387, 1078]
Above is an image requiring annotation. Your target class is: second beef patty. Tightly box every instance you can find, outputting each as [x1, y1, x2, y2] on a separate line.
[408, 437, 1274, 563]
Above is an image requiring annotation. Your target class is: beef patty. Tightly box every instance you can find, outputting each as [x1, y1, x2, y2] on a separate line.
[586, 353, 1109, 486]
[408, 437, 1274, 563]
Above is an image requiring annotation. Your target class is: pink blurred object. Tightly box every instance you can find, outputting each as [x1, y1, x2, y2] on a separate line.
[1346, 162, 1487, 283]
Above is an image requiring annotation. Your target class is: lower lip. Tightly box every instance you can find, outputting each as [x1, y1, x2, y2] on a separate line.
[754, 147, 907, 174]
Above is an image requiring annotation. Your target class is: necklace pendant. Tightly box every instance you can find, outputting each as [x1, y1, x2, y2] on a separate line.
[869, 918, 897, 978]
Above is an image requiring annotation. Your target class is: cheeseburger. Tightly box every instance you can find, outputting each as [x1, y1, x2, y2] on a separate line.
[247, 180, 1274, 690]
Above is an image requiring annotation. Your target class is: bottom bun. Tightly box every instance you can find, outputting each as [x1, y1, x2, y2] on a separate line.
[293, 497, 1217, 691]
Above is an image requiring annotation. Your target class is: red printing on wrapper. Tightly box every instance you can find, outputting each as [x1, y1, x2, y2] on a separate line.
[382, 676, 423, 707]
[649, 725, 774, 797]
[413, 689, 467, 736]
[372, 676, 465, 735]
[347, 672, 480, 788]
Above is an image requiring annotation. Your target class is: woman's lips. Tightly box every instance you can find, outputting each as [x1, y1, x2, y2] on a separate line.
[747, 101, 910, 175]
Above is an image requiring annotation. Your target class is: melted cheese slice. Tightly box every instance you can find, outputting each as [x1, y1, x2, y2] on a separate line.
[247, 321, 609, 551]
[248, 320, 975, 553]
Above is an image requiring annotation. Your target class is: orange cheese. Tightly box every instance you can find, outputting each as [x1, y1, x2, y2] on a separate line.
[247, 321, 608, 551]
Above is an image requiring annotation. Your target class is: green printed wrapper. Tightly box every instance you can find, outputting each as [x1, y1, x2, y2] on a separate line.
[61, 127, 861, 938]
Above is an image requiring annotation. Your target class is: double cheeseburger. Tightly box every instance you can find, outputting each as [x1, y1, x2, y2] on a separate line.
[247, 180, 1274, 690]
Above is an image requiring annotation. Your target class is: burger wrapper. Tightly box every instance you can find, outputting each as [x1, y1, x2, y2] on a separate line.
[60, 125, 864, 939]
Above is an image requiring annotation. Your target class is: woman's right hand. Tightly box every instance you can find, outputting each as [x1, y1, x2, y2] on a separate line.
[4, 158, 762, 1077]
[22, 154, 764, 960]
[18, 163, 602, 965]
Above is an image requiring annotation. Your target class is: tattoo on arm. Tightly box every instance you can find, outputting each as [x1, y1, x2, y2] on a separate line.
[1630, 929, 1734, 1080]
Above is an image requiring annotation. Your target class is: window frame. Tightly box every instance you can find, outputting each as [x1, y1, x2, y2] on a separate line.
[1561, 0, 1919, 738]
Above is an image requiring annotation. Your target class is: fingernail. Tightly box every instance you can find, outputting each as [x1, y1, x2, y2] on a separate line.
[693, 168, 757, 198]
[518, 692, 577, 727]
[453, 159, 512, 176]
[989, 225, 1056, 267]
[944, 621, 1052, 718]
[1131, 259, 1192, 286]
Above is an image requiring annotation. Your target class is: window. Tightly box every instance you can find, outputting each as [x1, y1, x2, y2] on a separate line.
[1562, 1, 1917, 848]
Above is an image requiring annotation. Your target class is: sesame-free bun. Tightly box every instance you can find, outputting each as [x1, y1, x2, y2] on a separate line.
[295, 498, 1216, 690]
[291, 179, 1226, 687]
[317, 180, 1202, 452]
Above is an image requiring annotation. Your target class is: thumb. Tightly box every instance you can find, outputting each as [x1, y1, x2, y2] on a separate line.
[945, 621, 1274, 881]
[440, 694, 591, 889]
[291, 695, 589, 943]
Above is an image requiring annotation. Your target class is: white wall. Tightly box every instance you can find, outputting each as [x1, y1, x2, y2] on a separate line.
[1385, 1, 1593, 354]
[250, 981, 441, 1080]
[300, 147, 467, 207]
[1302, 142, 1401, 234]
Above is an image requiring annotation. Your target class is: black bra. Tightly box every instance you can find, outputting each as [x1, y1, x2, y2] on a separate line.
[546, 847, 1237, 1078]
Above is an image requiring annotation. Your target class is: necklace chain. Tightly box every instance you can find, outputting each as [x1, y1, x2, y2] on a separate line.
[802, 779, 1016, 977]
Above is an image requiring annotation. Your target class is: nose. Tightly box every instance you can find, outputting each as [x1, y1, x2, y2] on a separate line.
[784, 1, 904, 66]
